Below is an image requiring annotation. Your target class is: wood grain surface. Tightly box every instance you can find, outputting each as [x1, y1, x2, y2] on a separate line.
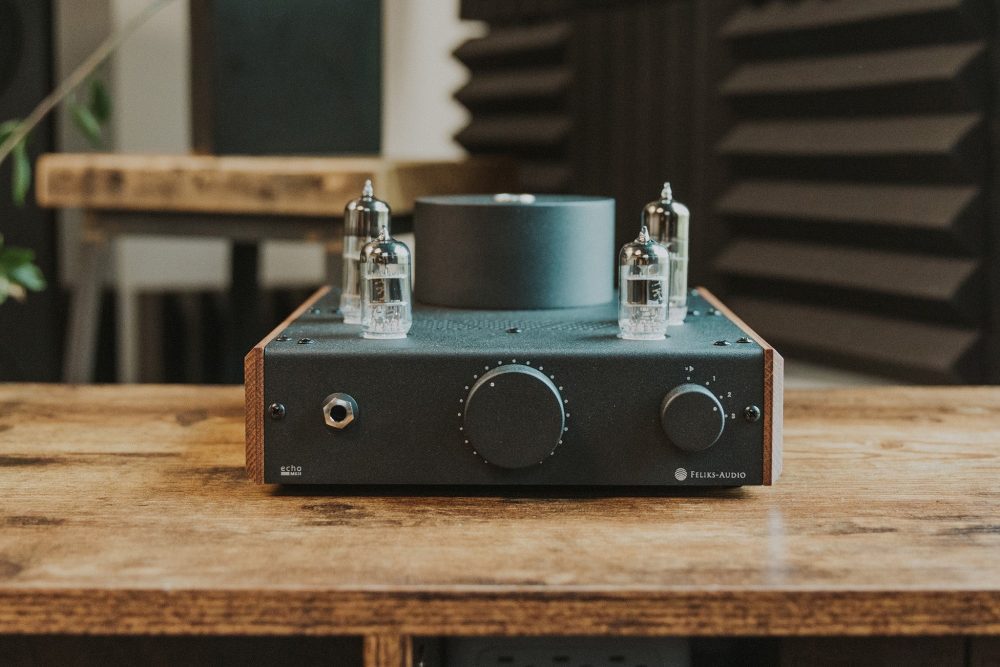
[0, 384, 998, 637]
[35, 154, 515, 216]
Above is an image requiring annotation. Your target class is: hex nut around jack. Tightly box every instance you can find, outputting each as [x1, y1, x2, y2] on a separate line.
[322, 393, 358, 430]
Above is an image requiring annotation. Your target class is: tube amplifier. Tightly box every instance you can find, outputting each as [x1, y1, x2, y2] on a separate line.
[245, 191, 782, 487]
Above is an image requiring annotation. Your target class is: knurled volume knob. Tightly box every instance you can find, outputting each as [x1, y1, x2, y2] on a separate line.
[463, 365, 565, 469]
[660, 383, 725, 452]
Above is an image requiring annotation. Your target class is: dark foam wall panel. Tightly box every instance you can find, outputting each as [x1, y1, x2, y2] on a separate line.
[455, 0, 1000, 383]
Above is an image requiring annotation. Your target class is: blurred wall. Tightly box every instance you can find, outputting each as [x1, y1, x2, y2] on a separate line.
[54, 0, 482, 379]
[57, 0, 481, 293]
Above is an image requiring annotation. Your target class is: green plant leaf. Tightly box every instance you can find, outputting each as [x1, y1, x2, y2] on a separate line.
[0, 245, 35, 268]
[8, 261, 46, 292]
[0, 275, 10, 305]
[89, 79, 112, 124]
[70, 103, 102, 147]
[11, 139, 31, 207]
[0, 119, 20, 144]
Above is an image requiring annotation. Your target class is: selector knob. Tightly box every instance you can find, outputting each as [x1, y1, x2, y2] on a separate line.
[660, 383, 725, 452]
[463, 365, 565, 469]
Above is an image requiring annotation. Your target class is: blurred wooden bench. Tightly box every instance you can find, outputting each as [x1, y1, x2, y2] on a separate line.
[35, 153, 515, 383]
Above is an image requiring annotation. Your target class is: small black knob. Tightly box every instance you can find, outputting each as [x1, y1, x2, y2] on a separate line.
[660, 383, 725, 452]
[463, 365, 565, 469]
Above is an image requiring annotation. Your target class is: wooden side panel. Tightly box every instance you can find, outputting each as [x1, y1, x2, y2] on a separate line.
[244, 347, 264, 484]
[699, 288, 783, 484]
[244, 286, 330, 484]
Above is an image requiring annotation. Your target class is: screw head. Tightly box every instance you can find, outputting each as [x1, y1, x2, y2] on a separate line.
[309, 307, 321, 315]
[275, 334, 290, 342]
[506, 327, 522, 334]
[744, 405, 762, 422]
[268, 403, 286, 420]
[736, 336, 751, 344]
[297, 338, 313, 344]
[714, 339, 730, 346]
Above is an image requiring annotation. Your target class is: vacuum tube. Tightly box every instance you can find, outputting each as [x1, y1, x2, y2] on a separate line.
[642, 182, 689, 325]
[340, 179, 390, 324]
[618, 224, 670, 340]
[360, 227, 412, 339]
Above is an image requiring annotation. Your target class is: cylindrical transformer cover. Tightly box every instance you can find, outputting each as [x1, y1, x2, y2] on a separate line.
[413, 194, 615, 309]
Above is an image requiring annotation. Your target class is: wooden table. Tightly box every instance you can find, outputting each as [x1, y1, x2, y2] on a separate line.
[35, 154, 514, 384]
[0, 385, 998, 666]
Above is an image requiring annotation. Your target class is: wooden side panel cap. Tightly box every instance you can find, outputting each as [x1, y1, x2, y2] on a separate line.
[245, 286, 330, 483]
[698, 287, 783, 484]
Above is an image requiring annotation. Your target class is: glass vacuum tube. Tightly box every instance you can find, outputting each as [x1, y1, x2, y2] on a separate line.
[642, 182, 690, 325]
[618, 224, 670, 340]
[360, 227, 412, 339]
[340, 179, 390, 324]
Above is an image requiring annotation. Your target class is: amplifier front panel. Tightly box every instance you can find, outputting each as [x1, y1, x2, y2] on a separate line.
[256, 292, 773, 486]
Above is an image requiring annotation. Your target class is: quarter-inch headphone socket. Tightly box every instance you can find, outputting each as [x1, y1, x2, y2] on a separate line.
[322, 393, 358, 430]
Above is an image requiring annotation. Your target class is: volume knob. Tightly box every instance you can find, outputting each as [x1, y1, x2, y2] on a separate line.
[660, 383, 725, 452]
[463, 365, 565, 469]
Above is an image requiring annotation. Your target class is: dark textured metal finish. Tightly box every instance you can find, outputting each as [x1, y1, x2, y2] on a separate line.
[260, 291, 773, 486]
[414, 195, 615, 309]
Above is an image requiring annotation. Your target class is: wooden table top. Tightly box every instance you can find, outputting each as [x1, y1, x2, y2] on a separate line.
[0, 384, 997, 637]
[35, 154, 515, 217]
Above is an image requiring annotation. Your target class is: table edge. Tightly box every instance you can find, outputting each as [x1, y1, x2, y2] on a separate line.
[1, 588, 996, 637]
